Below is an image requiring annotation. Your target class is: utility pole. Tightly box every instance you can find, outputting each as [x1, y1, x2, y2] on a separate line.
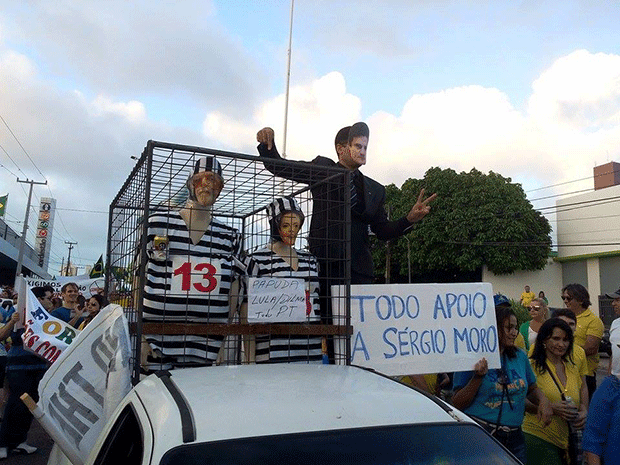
[65, 241, 77, 276]
[15, 178, 47, 279]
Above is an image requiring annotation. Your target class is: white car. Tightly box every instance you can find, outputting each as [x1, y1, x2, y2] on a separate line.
[64, 364, 521, 465]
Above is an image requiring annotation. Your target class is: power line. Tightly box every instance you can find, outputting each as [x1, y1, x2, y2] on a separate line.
[525, 162, 620, 194]
[0, 162, 21, 179]
[0, 115, 46, 179]
[0, 143, 27, 178]
[529, 188, 594, 203]
[56, 207, 108, 214]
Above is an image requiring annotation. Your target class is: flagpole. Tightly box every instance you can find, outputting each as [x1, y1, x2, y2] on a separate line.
[282, 0, 294, 158]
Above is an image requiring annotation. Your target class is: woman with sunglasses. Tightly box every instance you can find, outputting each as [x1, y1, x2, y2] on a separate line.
[78, 294, 109, 330]
[520, 298, 549, 351]
[561, 284, 603, 400]
[523, 318, 588, 465]
[453, 305, 552, 463]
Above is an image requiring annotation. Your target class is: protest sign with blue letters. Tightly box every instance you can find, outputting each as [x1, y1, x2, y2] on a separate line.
[332, 283, 501, 375]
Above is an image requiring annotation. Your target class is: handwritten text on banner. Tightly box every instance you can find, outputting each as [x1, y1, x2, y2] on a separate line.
[247, 277, 308, 323]
[332, 282, 501, 375]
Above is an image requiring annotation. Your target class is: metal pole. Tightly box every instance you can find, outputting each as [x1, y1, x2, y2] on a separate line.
[282, 0, 295, 158]
[65, 241, 77, 276]
[15, 178, 47, 279]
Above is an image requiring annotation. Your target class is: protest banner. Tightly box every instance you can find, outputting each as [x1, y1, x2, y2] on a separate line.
[332, 282, 501, 376]
[247, 277, 308, 322]
[25, 276, 105, 297]
[22, 284, 79, 363]
[36, 305, 131, 464]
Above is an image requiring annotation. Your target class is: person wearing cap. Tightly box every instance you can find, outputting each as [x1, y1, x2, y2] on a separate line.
[561, 283, 604, 400]
[243, 197, 322, 363]
[582, 288, 620, 465]
[493, 293, 527, 349]
[256, 123, 436, 285]
[141, 156, 242, 368]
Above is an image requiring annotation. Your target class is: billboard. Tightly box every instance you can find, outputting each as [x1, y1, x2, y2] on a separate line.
[35, 197, 56, 272]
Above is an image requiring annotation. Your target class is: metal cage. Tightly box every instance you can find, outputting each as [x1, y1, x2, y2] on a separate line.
[106, 141, 352, 382]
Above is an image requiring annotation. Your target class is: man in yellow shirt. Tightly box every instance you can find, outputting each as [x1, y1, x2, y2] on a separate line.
[520, 285, 536, 307]
[562, 283, 604, 400]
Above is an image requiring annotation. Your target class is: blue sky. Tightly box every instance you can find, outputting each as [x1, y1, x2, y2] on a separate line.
[1, 0, 619, 273]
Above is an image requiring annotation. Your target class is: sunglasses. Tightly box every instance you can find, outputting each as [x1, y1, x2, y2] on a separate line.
[561, 295, 573, 302]
[528, 305, 541, 311]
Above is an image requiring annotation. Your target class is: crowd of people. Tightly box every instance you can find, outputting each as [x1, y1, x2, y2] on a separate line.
[445, 284, 619, 465]
[0, 282, 108, 460]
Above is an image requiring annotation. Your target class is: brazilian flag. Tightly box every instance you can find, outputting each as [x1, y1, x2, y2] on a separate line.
[89, 254, 104, 278]
[0, 194, 7, 217]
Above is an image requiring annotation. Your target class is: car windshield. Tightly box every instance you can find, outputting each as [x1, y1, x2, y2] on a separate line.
[159, 423, 520, 465]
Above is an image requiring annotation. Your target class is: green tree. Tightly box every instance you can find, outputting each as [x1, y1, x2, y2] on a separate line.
[372, 167, 551, 282]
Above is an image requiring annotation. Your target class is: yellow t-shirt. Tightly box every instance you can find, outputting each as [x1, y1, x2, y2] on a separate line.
[527, 345, 587, 377]
[521, 291, 535, 307]
[398, 374, 438, 394]
[574, 309, 604, 376]
[522, 359, 582, 450]
[514, 332, 526, 350]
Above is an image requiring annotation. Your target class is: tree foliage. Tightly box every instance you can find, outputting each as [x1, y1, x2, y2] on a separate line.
[371, 167, 552, 282]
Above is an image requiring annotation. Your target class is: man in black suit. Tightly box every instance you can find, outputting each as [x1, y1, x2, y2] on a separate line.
[256, 122, 436, 285]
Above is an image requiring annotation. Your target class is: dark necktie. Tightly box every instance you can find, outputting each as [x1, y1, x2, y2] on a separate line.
[350, 172, 358, 208]
[350, 171, 364, 214]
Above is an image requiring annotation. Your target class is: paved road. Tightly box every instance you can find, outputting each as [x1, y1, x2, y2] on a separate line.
[2, 418, 53, 465]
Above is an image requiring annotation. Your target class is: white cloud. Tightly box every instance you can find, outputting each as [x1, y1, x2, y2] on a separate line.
[204, 72, 362, 158]
[529, 50, 620, 131]
[205, 50, 620, 195]
[89, 95, 147, 124]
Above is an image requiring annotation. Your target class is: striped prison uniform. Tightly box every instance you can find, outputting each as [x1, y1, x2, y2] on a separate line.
[143, 210, 242, 367]
[244, 246, 322, 363]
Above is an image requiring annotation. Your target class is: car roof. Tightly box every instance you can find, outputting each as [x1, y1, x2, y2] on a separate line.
[134, 364, 471, 446]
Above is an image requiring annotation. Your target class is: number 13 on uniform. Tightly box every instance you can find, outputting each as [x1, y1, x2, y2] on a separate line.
[171, 256, 222, 295]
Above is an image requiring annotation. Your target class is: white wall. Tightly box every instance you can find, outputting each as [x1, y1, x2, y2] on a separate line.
[482, 258, 564, 308]
[556, 183, 620, 259]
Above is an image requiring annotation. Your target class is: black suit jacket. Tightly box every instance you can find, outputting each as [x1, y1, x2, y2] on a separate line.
[258, 143, 411, 283]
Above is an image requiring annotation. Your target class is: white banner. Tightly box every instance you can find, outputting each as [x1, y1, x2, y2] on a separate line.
[247, 277, 308, 322]
[37, 305, 131, 464]
[22, 285, 79, 363]
[332, 282, 501, 376]
[25, 276, 105, 297]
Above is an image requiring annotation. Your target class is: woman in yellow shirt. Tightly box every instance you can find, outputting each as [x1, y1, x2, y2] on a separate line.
[523, 318, 588, 465]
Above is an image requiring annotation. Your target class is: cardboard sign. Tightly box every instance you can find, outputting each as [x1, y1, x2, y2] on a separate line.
[37, 305, 131, 464]
[22, 287, 79, 363]
[247, 277, 307, 322]
[332, 283, 501, 375]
